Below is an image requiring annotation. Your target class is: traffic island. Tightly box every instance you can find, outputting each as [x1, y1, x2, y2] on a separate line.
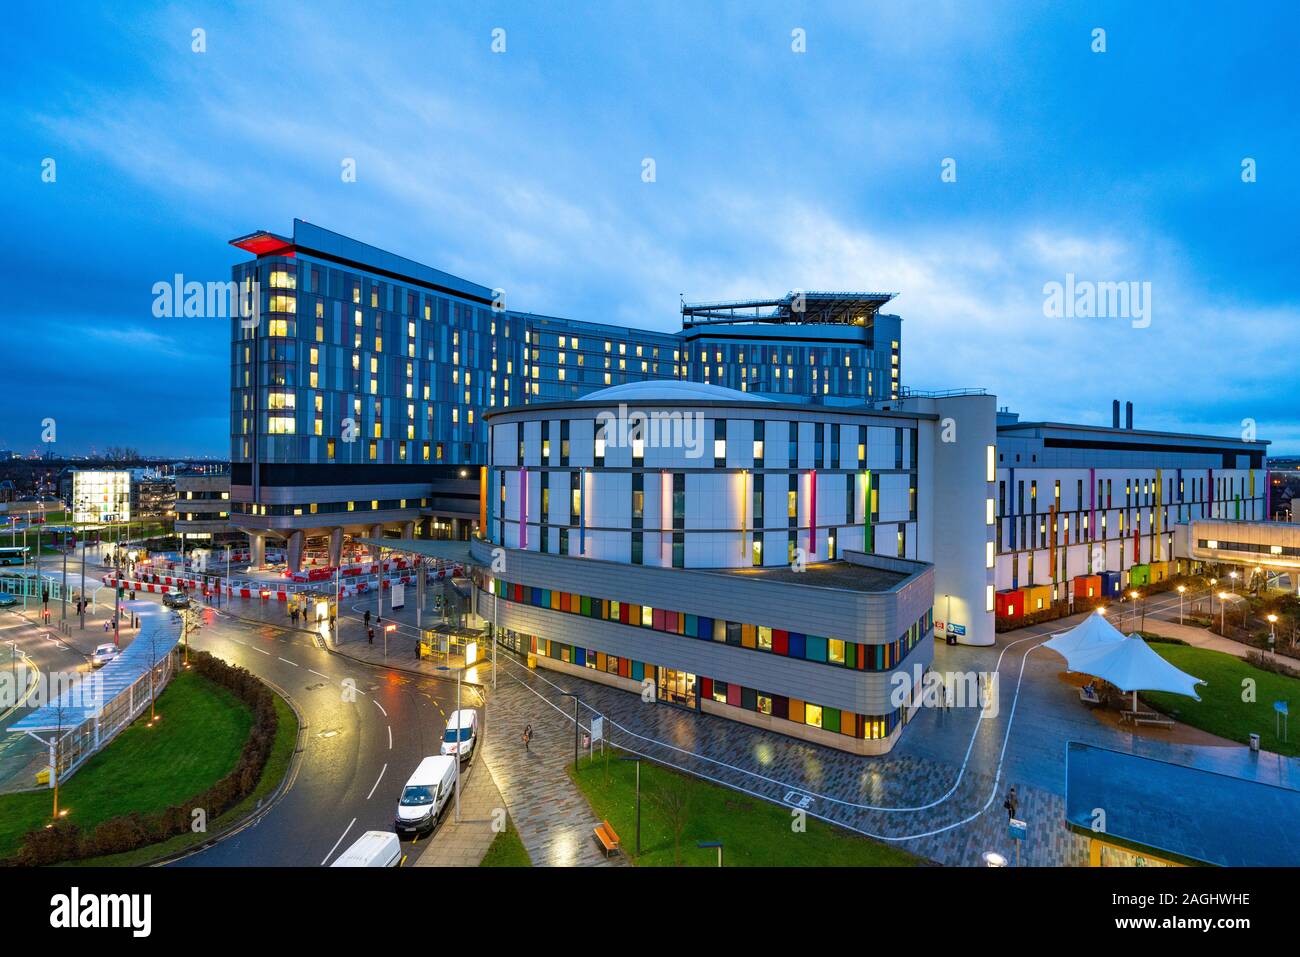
[0, 651, 299, 865]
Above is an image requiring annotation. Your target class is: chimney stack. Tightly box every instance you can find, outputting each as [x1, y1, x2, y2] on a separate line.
[1112, 399, 1121, 430]
[1125, 401, 1133, 430]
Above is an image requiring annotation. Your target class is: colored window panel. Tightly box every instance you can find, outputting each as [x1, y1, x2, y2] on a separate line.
[631, 661, 644, 681]
[741, 687, 757, 711]
[773, 630, 789, 656]
[788, 699, 805, 724]
[726, 683, 741, 707]
[741, 624, 756, 649]
[574, 646, 585, 667]
[788, 632, 806, 659]
[822, 707, 840, 734]
[618, 658, 631, 678]
[805, 703, 823, 729]
[772, 695, 789, 720]
[804, 635, 828, 662]
[700, 677, 713, 700]
[828, 639, 846, 665]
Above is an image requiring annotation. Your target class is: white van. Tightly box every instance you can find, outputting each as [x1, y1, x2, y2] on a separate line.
[394, 755, 456, 837]
[440, 709, 479, 762]
[330, 830, 402, 867]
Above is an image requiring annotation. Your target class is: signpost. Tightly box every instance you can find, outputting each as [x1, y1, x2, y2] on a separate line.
[1008, 818, 1027, 866]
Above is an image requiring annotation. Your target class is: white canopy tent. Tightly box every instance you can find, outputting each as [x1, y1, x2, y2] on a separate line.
[1062, 633, 1205, 713]
[1042, 611, 1126, 666]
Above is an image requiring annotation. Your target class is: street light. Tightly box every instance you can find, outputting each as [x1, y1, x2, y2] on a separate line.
[1177, 584, 1186, 625]
[1268, 613, 1278, 649]
[557, 691, 581, 772]
[1129, 590, 1140, 629]
[1230, 570, 1238, 594]
[618, 755, 643, 855]
[1219, 592, 1229, 634]
[697, 840, 724, 867]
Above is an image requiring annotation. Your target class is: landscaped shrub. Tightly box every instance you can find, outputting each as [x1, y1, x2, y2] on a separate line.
[9, 650, 282, 866]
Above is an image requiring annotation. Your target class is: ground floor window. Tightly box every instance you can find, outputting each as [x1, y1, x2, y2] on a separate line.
[657, 667, 697, 709]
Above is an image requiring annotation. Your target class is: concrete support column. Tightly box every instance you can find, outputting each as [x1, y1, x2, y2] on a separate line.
[248, 531, 265, 568]
[286, 530, 305, 574]
[369, 524, 385, 540]
[401, 521, 415, 540]
[329, 527, 343, 567]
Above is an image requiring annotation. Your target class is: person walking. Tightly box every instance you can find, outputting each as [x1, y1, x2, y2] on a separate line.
[364, 609, 371, 629]
[367, 625, 375, 645]
[1004, 786, 1019, 821]
[522, 723, 533, 751]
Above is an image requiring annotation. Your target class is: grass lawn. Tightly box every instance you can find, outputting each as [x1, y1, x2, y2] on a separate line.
[1145, 644, 1300, 756]
[568, 751, 921, 867]
[0, 669, 252, 860]
[71, 689, 299, 866]
[479, 814, 531, 867]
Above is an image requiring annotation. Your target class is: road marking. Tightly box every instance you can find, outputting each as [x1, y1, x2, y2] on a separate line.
[373, 699, 388, 717]
[308, 668, 330, 679]
[321, 817, 356, 866]
[278, 657, 298, 666]
[366, 763, 387, 800]
[252, 646, 270, 655]
[387, 725, 392, 750]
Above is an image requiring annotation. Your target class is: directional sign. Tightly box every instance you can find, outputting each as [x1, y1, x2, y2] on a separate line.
[1008, 818, 1027, 841]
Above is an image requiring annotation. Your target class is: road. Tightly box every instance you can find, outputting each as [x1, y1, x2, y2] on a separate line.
[7, 552, 484, 865]
[170, 599, 483, 866]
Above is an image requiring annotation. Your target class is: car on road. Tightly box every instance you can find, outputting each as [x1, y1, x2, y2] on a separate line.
[90, 643, 119, 668]
[394, 755, 457, 838]
[0, 593, 17, 608]
[330, 830, 402, 867]
[440, 709, 479, 762]
[162, 590, 189, 609]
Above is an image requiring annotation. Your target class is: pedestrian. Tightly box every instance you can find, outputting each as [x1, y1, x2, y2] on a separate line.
[1004, 786, 1019, 821]
[522, 723, 533, 751]
[364, 609, 371, 628]
[367, 626, 374, 645]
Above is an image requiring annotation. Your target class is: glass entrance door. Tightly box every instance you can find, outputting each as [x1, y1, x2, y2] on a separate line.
[656, 667, 697, 709]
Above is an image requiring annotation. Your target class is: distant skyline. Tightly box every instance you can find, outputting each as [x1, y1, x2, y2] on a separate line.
[4, 2, 1296, 455]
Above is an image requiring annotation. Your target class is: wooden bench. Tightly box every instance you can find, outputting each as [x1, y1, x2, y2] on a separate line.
[593, 820, 621, 857]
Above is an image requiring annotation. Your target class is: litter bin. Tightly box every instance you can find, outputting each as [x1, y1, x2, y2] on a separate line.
[527, 653, 537, 670]
[1249, 733, 1260, 752]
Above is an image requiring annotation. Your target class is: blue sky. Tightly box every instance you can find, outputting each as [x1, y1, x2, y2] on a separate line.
[3, 1, 1296, 456]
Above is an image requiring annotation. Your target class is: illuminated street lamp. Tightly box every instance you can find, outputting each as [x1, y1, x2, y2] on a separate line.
[1177, 584, 1187, 625]
[1230, 570, 1238, 594]
[1219, 592, 1230, 634]
[1268, 613, 1278, 649]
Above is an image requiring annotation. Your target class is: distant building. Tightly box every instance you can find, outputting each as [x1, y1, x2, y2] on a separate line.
[174, 468, 233, 541]
[66, 469, 133, 524]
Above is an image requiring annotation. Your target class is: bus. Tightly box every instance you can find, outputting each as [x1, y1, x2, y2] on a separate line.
[0, 547, 30, 567]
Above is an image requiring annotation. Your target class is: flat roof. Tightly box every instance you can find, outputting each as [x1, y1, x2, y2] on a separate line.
[682, 291, 897, 326]
[1000, 420, 1269, 449]
[1064, 741, 1300, 866]
[707, 560, 906, 593]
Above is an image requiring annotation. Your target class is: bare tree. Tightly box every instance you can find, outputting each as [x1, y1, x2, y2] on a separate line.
[652, 773, 691, 866]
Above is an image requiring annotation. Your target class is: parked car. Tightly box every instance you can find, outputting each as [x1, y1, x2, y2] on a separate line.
[162, 590, 189, 609]
[440, 709, 479, 762]
[90, 643, 119, 668]
[329, 830, 402, 867]
[0, 593, 17, 608]
[393, 755, 457, 838]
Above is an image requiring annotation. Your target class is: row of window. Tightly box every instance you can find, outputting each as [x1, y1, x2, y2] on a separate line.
[527, 635, 903, 741]
[485, 576, 932, 672]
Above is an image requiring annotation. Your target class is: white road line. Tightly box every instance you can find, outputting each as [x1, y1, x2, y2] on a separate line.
[321, 817, 356, 866]
[373, 699, 388, 717]
[309, 669, 330, 679]
[278, 657, 298, 666]
[252, 646, 270, 655]
[387, 725, 392, 750]
[366, 763, 387, 800]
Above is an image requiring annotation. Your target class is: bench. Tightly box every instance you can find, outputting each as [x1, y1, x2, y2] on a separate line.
[1078, 687, 1101, 705]
[593, 820, 621, 857]
[1134, 715, 1175, 729]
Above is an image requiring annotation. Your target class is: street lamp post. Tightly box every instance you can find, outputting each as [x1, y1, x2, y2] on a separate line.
[619, 755, 642, 855]
[1129, 590, 1140, 630]
[558, 692, 581, 772]
[1177, 584, 1186, 626]
[1230, 570, 1238, 594]
[697, 840, 724, 867]
[1268, 613, 1278, 650]
[1219, 592, 1229, 635]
